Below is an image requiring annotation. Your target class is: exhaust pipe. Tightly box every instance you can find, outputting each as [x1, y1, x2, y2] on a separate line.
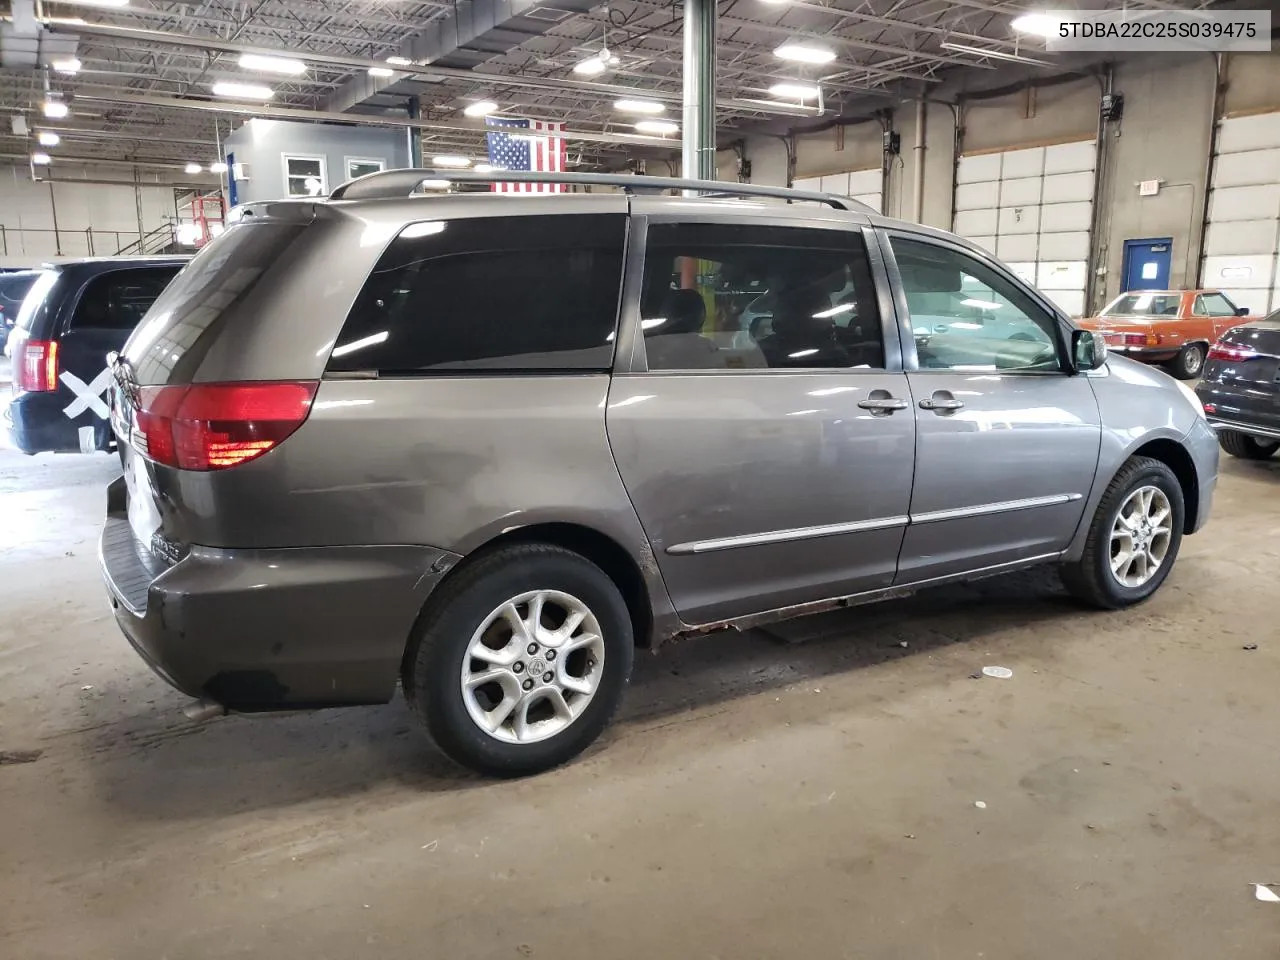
[182, 698, 227, 723]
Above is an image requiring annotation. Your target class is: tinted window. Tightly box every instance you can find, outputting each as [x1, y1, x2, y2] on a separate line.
[0, 273, 37, 312]
[122, 222, 306, 384]
[70, 267, 179, 331]
[328, 215, 624, 374]
[638, 222, 882, 371]
[13, 270, 59, 332]
[1102, 293, 1181, 317]
[1196, 293, 1237, 317]
[892, 236, 1061, 373]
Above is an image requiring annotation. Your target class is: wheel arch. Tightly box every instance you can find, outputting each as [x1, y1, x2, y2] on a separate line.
[1129, 437, 1200, 534]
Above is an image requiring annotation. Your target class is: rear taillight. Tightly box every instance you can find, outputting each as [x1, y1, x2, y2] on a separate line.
[1207, 341, 1256, 363]
[17, 339, 59, 393]
[1120, 333, 1155, 347]
[133, 381, 318, 471]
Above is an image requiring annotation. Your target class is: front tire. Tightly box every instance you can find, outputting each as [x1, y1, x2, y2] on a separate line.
[1218, 430, 1280, 460]
[1169, 343, 1206, 380]
[1061, 456, 1185, 610]
[403, 544, 634, 777]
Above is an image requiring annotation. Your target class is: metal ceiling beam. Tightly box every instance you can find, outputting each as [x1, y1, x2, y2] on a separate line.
[69, 89, 686, 149]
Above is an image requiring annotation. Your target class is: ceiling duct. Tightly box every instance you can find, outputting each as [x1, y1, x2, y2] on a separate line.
[0, 0, 78, 70]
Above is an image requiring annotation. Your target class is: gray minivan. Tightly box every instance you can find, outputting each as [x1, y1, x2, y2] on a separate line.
[101, 170, 1219, 776]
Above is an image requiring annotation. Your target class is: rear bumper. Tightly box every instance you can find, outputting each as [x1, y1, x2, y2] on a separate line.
[1206, 417, 1280, 442]
[100, 478, 462, 710]
[5, 392, 113, 454]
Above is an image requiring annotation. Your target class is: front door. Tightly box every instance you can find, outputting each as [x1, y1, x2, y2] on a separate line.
[885, 232, 1102, 583]
[607, 215, 916, 626]
[1122, 238, 1173, 292]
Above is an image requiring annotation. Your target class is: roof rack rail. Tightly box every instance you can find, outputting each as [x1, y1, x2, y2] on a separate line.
[328, 167, 871, 213]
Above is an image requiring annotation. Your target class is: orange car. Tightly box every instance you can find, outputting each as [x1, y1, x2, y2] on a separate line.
[1078, 289, 1260, 379]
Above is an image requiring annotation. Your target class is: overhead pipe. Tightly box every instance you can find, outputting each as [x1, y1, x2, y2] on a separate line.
[911, 97, 926, 223]
[682, 0, 717, 180]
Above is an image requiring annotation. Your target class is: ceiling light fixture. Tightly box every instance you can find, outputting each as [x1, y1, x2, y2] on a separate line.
[432, 155, 471, 168]
[37, 131, 60, 146]
[774, 42, 836, 63]
[939, 41, 1053, 65]
[42, 99, 69, 119]
[635, 119, 679, 136]
[386, 56, 413, 66]
[184, 162, 203, 174]
[210, 161, 228, 174]
[768, 82, 821, 99]
[210, 81, 274, 100]
[51, 57, 81, 74]
[419, 179, 451, 190]
[474, 163, 496, 173]
[463, 100, 499, 117]
[1010, 12, 1062, 38]
[368, 66, 394, 77]
[614, 98, 666, 114]
[31, 153, 52, 165]
[238, 53, 306, 75]
[573, 51, 611, 76]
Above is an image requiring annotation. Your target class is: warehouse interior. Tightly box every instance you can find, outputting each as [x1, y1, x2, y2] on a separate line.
[2, 0, 1280, 957]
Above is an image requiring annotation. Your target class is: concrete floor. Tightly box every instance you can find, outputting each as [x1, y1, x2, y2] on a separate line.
[2, 379, 1279, 958]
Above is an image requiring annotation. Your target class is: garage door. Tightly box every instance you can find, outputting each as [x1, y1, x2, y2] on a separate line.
[794, 168, 882, 214]
[1202, 111, 1280, 316]
[953, 140, 1096, 317]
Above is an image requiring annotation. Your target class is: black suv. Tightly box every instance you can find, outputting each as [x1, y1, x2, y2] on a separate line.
[7, 257, 187, 454]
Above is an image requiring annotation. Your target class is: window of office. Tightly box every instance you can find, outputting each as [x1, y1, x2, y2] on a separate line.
[283, 156, 327, 197]
[638, 222, 883, 371]
[892, 236, 1062, 373]
[346, 158, 385, 181]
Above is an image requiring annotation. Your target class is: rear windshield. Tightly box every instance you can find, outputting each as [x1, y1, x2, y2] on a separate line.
[69, 267, 181, 331]
[1101, 293, 1181, 317]
[13, 270, 59, 332]
[0, 273, 38, 312]
[122, 221, 305, 384]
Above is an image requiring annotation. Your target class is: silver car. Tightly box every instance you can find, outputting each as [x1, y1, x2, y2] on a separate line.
[101, 170, 1219, 776]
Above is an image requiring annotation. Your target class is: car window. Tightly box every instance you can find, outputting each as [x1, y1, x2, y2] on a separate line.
[1196, 293, 1237, 317]
[13, 270, 59, 332]
[1101, 293, 1181, 317]
[891, 235, 1061, 373]
[329, 214, 624, 373]
[638, 222, 883, 371]
[69, 268, 180, 331]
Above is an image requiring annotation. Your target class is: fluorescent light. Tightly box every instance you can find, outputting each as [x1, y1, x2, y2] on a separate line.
[1011, 12, 1061, 38]
[573, 55, 608, 76]
[432, 155, 471, 168]
[37, 131, 60, 147]
[473, 163, 495, 173]
[774, 43, 835, 64]
[238, 53, 306, 75]
[768, 82, 821, 99]
[51, 57, 81, 74]
[939, 41, 1052, 66]
[419, 179, 451, 190]
[463, 100, 499, 117]
[635, 119, 679, 135]
[209, 161, 228, 174]
[42, 100, 69, 119]
[614, 98, 665, 114]
[52, 0, 128, 7]
[184, 162, 203, 174]
[211, 82, 274, 100]
[31, 153, 51, 165]
[386, 56, 412, 66]
[368, 66, 394, 78]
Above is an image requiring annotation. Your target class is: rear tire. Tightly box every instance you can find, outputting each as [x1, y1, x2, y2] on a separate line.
[403, 544, 633, 777]
[1218, 430, 1280, 460]
[1061, 456, 1185, 610]
[1169, 343, 1207, 380]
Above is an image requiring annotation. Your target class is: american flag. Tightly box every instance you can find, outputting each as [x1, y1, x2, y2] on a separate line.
[485, 117, 566, 193]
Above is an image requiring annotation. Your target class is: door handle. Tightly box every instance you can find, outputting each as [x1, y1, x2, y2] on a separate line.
[919, 394, 965, 413]
[857, 397, 909, 413]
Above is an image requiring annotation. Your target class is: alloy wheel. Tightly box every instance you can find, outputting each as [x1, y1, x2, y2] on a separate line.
[1109, 485, 1173, 588]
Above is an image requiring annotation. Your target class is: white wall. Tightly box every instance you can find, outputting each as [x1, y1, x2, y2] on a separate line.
[0, 164, 180, 267]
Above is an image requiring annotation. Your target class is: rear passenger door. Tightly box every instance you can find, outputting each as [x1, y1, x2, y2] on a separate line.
[606, 211, 916, 626]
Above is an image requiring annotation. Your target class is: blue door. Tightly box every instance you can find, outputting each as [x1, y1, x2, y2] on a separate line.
[1121, 238, 1172, 292]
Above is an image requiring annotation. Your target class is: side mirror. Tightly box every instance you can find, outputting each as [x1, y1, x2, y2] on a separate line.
[1235, 306, 1250, 317]
[1072, 328, 1108, 372]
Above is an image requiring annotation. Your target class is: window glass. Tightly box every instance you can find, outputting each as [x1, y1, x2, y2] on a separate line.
[285, 156, 326, 197]
[328, 214, 624, 374]
[1101, 293, 1181, 317]
[638, 222, 883, 371]
[70, 268, 179, 331]
[891, 236, 1061, 373]
[346, 159, 385, 180]
[1196, 293, 1237, 317]
[13, 270, 57, 331]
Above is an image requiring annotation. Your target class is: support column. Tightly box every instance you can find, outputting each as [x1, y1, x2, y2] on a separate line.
[681, 0, 717, 181]
[407, 97, 423, 167]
